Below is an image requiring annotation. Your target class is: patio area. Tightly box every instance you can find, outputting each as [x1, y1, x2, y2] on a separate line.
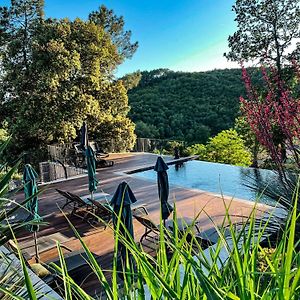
[14, 153, 271, 296]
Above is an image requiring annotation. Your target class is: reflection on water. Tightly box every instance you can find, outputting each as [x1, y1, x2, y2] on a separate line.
[133, 160, 278, 204]
[174, 162, 184, 171]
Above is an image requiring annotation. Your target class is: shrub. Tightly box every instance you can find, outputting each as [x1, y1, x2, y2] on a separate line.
[187, 129, 252, 167]
[186, 143, 207, 158]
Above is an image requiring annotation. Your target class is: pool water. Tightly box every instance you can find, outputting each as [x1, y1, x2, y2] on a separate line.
[131, 160, 277, 204]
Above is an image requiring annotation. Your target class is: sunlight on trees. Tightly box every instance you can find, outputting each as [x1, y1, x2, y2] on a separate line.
[0, 1, 137, 161]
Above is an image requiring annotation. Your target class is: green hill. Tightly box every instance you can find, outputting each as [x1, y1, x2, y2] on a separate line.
[128, 68, 247, 144]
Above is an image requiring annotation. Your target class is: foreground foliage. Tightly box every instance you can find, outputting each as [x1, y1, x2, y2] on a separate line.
[50, 197, 299, 299]
[1, 148, 299, 298]
[0, 139, 45, 298]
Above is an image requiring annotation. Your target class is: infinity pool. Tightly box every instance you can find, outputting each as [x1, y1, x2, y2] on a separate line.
[132, 160, 277, 204]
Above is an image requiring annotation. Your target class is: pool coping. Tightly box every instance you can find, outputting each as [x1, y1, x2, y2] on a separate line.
[125, 155, 199, 174]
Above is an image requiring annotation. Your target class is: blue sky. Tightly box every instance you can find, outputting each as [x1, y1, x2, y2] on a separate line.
[2, 0, 240, 76]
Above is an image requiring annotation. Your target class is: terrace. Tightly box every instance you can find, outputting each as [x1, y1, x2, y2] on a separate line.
[12, 152, 275, 297]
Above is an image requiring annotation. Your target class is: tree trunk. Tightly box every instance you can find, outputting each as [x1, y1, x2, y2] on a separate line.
[251, 139, 259, 168]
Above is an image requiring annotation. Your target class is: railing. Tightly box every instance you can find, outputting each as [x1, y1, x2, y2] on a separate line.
[39, 161, 86, 183]
[132, 138, 184, 153]
[47, 138, 184, 161]
[44, 144, 86, 183]
[43, 138, 183, 182]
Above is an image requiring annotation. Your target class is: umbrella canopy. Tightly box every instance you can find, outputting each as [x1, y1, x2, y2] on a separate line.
[80, 121, 88, 150]
[23, 164, 40, 232]
[154, 157, 173, 220]
[85, 146, 98, 194]
[110, 181, 137, 277]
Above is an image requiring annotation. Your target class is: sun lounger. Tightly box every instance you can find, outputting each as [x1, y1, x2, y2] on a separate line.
[73, 142, 114, 168]
[46, 249, 98, 276]
[3, 242, 64, 299]
[133, 215, 162, 249]
[88, 197, 149, 228]
[57, 188, 148, 228]
[8, 239, 99, 290]
[133, 214, 199, 250]
[56, 189, 92, 213]
[89, 141, 109, 159]
[87, 198, 113, 227]
[56, 189, 109, 225]
[6, 240, 76, 288]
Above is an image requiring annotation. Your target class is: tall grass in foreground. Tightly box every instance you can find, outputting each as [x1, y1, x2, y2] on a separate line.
[5, 191, 300, 299]
[46, 193, 299, 300]
[0, 139, 45, 299]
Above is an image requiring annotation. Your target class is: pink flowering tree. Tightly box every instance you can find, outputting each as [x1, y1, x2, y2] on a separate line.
[240, 64, 300, 178]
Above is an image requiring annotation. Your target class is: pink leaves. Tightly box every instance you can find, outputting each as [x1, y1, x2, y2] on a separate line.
[241, 64, 300, 168]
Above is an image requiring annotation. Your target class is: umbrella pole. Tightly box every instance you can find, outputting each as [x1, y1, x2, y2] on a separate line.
[91, 191, 94, 200]
[33, 231, 39, 263]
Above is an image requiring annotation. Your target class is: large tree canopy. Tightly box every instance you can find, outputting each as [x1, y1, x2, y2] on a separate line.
[225, 0, 300, 75]
[0, 0, 137, 161]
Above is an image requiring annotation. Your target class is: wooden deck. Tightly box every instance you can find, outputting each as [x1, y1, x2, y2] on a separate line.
[13, 153, 270, 296]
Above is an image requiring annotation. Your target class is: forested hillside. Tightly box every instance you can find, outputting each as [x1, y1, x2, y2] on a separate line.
[128, 68, 248, 144]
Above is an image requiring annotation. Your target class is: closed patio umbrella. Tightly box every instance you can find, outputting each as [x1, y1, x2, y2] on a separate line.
[80, 121, 88, 150]
[110, 181, 137, 279]
[85, 146, 98, 200]
[154, 157, 173, 225]
[23, 164, 40, 262]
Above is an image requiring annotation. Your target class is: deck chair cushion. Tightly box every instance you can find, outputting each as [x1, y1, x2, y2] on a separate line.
[31, 263, 51, 277]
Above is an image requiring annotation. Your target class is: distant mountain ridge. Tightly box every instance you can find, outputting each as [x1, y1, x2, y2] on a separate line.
[128, 68, 247, 144]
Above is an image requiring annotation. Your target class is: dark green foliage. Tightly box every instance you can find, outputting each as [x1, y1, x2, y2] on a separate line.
[234, 116, 264, 167]
[135, 121, 159, 138]
[128, 68, 248, 144]
[89, 5, 138, 63]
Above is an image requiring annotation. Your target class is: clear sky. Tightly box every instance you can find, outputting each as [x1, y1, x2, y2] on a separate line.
[2, 0, 240, 76]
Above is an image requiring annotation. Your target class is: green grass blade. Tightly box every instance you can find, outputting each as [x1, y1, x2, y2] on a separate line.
[10, 231, 37, 300]
[283, 183, 298, 299]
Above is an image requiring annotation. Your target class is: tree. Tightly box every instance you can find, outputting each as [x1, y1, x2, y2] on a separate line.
[134, 121, 159, 138]
[120, 71, 142, 91]
[226, 0, 300, 161]
[89, 5, 138, 63]
[0, 1, 136, 161]
[240, 65, 300, 174]
[128, 69, 246, 144]
[187, 129, 252, 167]
[0, 0, 44, 71]
[0, 0, 44, 113]
[225, 0, 300, 77]
[234, 116, 264, 167]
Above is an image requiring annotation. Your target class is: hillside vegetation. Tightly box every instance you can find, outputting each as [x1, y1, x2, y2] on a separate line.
[128, 68, 247, 144]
